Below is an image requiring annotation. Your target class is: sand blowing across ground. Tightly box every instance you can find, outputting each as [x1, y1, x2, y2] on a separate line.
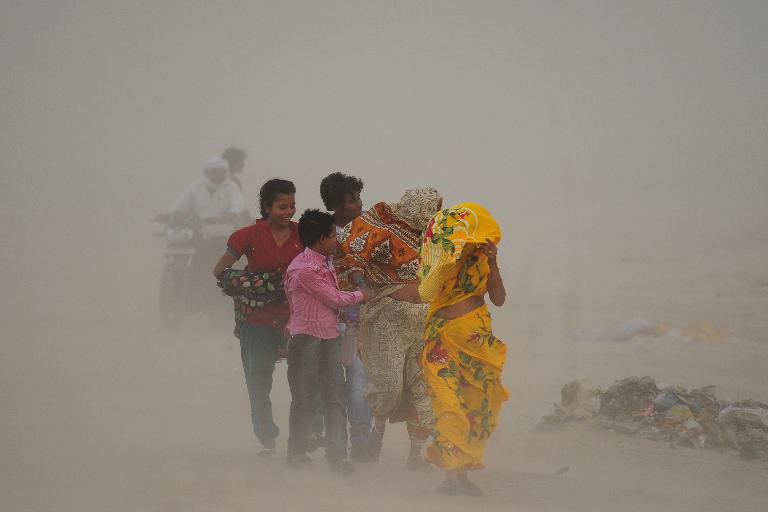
[2, 235, 767, 512]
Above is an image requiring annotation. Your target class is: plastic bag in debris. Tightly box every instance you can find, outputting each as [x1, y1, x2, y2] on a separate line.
[542, 379, 601, 424]
[664, 404, 694, 425]
[684, 417, 702, 431]
[654, 390, 682, 412]
[717, 405, 768, 426]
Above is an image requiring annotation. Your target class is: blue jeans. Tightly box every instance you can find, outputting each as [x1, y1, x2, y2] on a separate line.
[310, 349, 373, 450]
[345, 353, 373, 448]
[239, 324, 281, 446]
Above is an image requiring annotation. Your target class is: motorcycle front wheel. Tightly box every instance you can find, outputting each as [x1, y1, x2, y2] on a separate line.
[159, 258, 188, 328]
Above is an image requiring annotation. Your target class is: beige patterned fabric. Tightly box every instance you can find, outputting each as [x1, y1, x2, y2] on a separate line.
[358, 296, 435, 440]
[391, 187, 442, 231]
[339, 188, 441, 442]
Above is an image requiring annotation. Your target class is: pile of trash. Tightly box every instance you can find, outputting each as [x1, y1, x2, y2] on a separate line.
[542, 376, 768, 460]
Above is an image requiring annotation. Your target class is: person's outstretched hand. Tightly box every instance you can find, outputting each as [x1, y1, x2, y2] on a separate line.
[359, 283, 373, 302]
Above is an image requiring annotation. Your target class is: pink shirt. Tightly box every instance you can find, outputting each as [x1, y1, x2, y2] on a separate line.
[285, 247, 364, 340]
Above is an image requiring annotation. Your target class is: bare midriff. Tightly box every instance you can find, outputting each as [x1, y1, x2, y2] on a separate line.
[433, 294, 485, 320]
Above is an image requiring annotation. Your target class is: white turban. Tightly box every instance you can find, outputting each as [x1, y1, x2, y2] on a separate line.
[204, 156, 229, 174]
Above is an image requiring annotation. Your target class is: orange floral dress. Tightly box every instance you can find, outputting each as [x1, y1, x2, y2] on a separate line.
[335, 193, 440, 440]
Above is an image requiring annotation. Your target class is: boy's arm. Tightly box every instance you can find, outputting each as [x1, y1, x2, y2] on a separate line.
[298, 268, 364, 309]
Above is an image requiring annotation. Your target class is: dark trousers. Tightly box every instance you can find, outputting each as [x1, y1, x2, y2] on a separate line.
[287, 334, 348, 461]
[239, 324, 281, 446]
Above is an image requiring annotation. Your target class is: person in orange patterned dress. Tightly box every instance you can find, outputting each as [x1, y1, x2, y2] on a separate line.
[336, 188, 442, 469]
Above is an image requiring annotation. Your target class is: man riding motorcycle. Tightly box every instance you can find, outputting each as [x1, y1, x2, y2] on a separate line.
[166, 156, 245, 322]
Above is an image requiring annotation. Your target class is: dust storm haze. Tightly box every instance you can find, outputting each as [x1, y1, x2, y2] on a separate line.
[1, 2, 767, 511]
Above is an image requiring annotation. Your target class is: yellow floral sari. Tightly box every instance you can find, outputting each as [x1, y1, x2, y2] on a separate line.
[419, 203, 509, 470]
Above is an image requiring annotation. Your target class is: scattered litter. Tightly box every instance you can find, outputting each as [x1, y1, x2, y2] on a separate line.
[570, 320, 730, 343]
[677, 321, 729, 343]
[541, 376, 768, 461]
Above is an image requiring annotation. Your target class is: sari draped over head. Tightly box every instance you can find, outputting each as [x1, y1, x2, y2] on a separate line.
[418, 203, 509, 471]
[335, 188, 441, 439]
[419, 202, 502, 317]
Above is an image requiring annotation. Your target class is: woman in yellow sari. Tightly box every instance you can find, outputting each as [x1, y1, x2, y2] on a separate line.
[419, 203, 508, 496]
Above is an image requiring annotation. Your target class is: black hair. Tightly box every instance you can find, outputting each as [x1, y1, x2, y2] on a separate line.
[259, 178, 296, 218]
[222, 147, 246, 166]
[298, 209, 335, 247]
[319, 172, 364, 211]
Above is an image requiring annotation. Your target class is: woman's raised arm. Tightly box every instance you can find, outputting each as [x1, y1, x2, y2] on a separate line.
[478, 242, 506, 307]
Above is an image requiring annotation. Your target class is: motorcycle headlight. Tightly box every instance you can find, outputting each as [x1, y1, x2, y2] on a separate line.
[165, 226, 194, 244]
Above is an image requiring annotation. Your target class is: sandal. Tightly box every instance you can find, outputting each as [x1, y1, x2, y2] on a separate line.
[437, 478, 461, 495]
[458, 474, 482, 496]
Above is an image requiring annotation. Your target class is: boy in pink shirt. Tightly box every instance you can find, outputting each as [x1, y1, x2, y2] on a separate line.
[284, 209, 370, 474]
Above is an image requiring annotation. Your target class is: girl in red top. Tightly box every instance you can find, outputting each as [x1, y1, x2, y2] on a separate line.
[214, 179, 302, 455]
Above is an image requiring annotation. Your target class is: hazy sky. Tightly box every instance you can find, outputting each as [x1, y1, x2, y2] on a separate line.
[1, 1, 767, 324]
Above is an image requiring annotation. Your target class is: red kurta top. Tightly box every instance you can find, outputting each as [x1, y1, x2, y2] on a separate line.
[226, 219, 302, 328]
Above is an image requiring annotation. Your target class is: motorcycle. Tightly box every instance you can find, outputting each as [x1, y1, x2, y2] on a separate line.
[154, 213, 199, 328]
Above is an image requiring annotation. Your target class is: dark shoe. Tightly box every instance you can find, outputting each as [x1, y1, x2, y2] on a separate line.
[436, 478, 461, 495]
[369, 431, 384, 461]
[287, 453, 312, 467]
[458, 474, 482, 496]
[328, 459, 355, 476]
[350, 443, 376, 463]
[407, 454, 433, 472]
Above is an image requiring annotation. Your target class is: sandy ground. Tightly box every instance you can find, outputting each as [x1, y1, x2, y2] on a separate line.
[3, 3, 767, 510]
[2, 235, 768, 512]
